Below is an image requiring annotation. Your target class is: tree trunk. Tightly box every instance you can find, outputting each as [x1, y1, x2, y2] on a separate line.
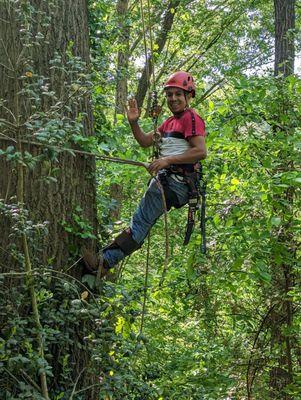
[135, 0, 180, 109]
[0, 0, 98, 397]
[269, 1, 296, 398]
[274, 0, 295, 77]
[114, 0, 130, 123]
[0, 0, 98, 270]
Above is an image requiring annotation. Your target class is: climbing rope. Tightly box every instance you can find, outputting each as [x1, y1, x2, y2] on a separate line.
[139, 179, 169, 335]
[1, 5, 172, 334]
[155, 177, 169, 288]
[138, 0, 161, 160]
[139, 0, 156, 90]
[146, 0, 155, 88]
[139, 0, 150, 90]
[137, 0, 169, 318]
[0, 136, 150, 170]
[139, 234, 151, 336]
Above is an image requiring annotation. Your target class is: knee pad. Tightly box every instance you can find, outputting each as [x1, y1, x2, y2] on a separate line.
[104, 228, 142, 256]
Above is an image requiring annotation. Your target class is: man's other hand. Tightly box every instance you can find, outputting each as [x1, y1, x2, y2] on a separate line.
[148, 158, 170, 175]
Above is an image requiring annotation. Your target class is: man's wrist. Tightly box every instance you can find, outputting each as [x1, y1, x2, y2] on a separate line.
[165, 156, 174, 166]
[129, 119, 139, 125]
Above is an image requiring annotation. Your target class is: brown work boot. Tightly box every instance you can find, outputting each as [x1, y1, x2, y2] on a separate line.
[81, 248, 109, 280]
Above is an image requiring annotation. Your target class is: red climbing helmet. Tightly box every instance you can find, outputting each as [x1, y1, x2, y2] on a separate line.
[163, 71, 196, 97]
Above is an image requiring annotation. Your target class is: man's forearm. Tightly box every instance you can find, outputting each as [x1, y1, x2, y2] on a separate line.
[165, 147, 207, 164]
[129, 120, 153, 148]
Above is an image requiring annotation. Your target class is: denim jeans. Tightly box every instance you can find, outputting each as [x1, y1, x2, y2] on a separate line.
[103, 174, 189, 268]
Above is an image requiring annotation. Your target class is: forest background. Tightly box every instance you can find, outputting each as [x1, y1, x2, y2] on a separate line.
[0, 0, 300, 399]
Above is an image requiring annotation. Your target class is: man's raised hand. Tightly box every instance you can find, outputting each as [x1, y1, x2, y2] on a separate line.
[126, 98, 140, 123]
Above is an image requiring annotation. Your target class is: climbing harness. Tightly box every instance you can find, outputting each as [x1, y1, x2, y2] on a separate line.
[183, 169, 200, 246]
[183, 164, 207, 254]
[158, 163, 207, 254]
[185, 109, 207, 253]
[155, 106, 207, 253]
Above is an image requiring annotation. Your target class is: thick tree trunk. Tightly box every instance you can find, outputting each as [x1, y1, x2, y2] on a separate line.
[0, 0, 98, 270]
[135, 0, 180, 109]
[114, 0, 130, 123]
[0, 1, 98, 397]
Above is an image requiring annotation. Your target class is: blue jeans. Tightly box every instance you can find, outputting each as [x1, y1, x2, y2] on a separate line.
[103, 174, 189, 268]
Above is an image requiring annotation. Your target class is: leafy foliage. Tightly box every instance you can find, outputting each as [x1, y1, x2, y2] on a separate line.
[0, 0, 300, 399]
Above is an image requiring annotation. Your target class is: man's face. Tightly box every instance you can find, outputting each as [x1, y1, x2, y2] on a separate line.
[165, 87, 187, 114]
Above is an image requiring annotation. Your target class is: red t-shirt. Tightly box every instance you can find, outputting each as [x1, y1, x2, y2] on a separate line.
[158, 108, 206, 139]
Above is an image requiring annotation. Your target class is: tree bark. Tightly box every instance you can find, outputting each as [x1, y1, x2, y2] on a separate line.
[0, 0, 98, 397]
[0, 0, 98, 270]
[135, 0, 181, 109]
[274, 0, 295, 77]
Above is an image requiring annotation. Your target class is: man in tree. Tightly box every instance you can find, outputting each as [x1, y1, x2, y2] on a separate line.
[83, 71, 207, 277]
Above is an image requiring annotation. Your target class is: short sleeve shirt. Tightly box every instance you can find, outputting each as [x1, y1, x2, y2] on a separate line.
[157, 108, 206, 158]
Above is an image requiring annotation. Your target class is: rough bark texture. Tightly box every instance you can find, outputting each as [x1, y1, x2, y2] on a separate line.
[274, 0, 295, 77]
[0, 1, 98, 397]
[135, 0, 181, 109]
[0, 0, 98, 270]
[114, 0, 130, 122]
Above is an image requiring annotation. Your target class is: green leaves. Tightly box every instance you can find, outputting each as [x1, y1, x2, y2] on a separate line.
[61, 206, 97, 240]
[250, 261, 272, 283]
